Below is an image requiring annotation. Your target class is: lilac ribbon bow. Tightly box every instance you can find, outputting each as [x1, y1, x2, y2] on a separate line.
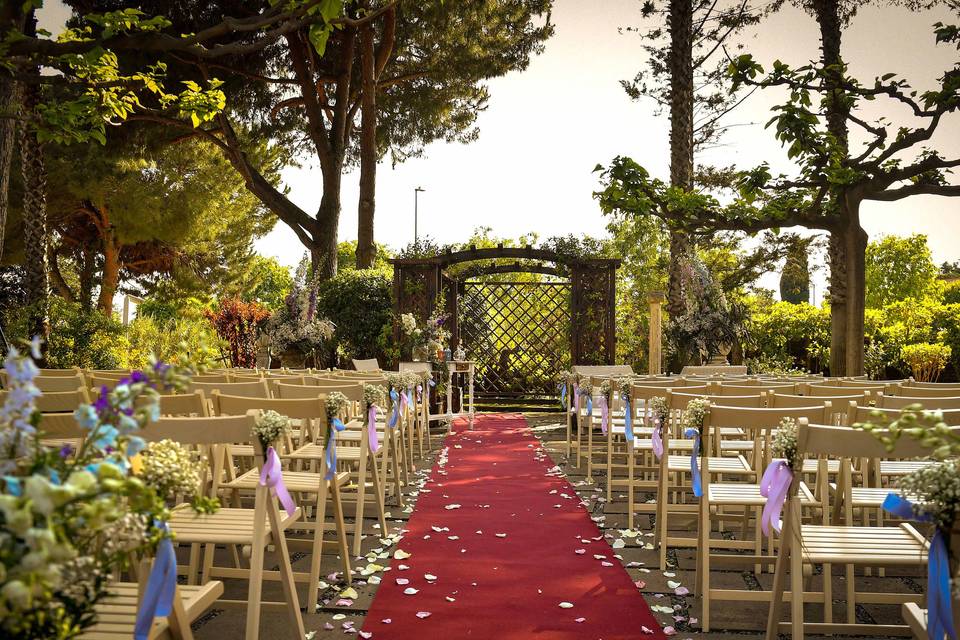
[134, 525, 176, 640]
[573, 383, 580, 414]
[883, 493, 957, 640]
[368, 404, 380, 453]
[416, 383, 423, 403]
[259, 446, 297, 517]
[651, 417, 664, 460]
[759, 460, 793, 536]
[599, 395, 609, 435]
[400, 388, 409, 413]
[684, 427, 702, 497]
[325, 418, 346, 480]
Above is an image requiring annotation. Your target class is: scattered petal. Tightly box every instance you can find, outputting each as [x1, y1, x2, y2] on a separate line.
[416, 611, 431, 619]
[558, 602, 574, 609]
[404, 587, 419, 595]
[340, 587, 359, 599]
[394, 549, 412, 560]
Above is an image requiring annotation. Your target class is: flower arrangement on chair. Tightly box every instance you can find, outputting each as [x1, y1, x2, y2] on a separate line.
[0, 340, 200, 639]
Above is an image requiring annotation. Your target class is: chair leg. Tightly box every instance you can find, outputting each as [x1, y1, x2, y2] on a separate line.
[657, 470, 669, 571]
[352, 450, 369, 556]
[822, 562, 833, 624]
[845, 563, 856, 624]
[790, 531, 804, 640]
[331, 480, 353, 583]
[307, 485, 330, 613]
[700, 498, 712, 631]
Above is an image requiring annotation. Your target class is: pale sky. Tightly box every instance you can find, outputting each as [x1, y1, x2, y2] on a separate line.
[40, 1, 960, 301]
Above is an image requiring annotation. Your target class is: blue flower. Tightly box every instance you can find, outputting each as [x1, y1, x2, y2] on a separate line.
[126, 436, 146, 457]
[92, 425, 119, 450]
[29, 336, 42, 360]
[3, 476, 22, 496]
[75, 405, 99, 431]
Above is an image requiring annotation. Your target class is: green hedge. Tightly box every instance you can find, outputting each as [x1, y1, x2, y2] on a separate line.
[315, 268, 393, 368]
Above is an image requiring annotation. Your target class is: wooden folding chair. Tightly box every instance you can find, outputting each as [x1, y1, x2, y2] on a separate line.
[213, 392, 353, 613]
[764, 421, 950, 639]
[140, 413, 305, 639]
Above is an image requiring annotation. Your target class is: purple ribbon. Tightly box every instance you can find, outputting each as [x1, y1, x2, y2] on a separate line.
[400, 388, 409, 413]
[883, 493, 957, 640]
[759, 460, 793, 536]
[416, 384, 423, 403]
[651, 417, 664, 459]
[573, 383, 580, 414]
[599, 395, 609, 435]
[368, 404, 380, 453]
[259, 446, 297, 517]
[134, 525, 175, 640]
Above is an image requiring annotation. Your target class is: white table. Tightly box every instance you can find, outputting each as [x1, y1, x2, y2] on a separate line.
[445, 360, 475, 429]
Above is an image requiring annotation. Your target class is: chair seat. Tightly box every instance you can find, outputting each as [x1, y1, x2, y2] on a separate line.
[828, 484, 925, 508]
[286, 443, 368, 461]
[666, 454, 752, 474]
[798, 523, 928, 564]
[169, 506, 301, 544]
[223, 468, 350, 493]
[878, 460, 934, 476]
[802, 459, 842, 474]
[709, 481, 817, 505]
[901, 602, 928, 640]
[719, 440, 755, 452]
[635, 438, 694, 451]
[81, 581, 223, 639]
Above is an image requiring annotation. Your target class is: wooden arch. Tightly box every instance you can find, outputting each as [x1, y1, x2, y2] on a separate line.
[390, 244, 620, 365]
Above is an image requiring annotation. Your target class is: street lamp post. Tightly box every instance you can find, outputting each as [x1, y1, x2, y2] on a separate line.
[414, 186, 425, 242]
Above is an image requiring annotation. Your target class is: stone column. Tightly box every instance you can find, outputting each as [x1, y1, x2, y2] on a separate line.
[648, 292, 666, 375]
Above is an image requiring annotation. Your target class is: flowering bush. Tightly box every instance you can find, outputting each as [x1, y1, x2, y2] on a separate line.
[265, 261, 335, 363]
[399, 309, 450, 360]
[0, 342, 194, 639]
[205, 297, 271, 368]
[901, 342, 952, 382]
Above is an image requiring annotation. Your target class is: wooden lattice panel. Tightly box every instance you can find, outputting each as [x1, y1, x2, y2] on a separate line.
[458, 281, 571, 396]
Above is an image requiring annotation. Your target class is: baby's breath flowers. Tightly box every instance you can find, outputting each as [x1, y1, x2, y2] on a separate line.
[771, 417, 801, 470]
[252, 410, 291, 450]
[364, 383, 387, 409]
[649, 396, 670, 427]
[680, 397, 709, 433]
[385, 372, 404, 391]
[897, 458, 960, 532]
[138, 439, 216, 514]
[325, 391, 349, 423]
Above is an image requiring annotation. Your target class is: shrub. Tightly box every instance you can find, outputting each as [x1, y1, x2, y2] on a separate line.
[127, 316, 223, 369]
[6, 297, 130, 369]
[204, 298, 271, 368]
[745, 301, 830, 373]
[943, 280, 960, 305]
[900, 343, 951, 382]
[315, 269, 393, 367]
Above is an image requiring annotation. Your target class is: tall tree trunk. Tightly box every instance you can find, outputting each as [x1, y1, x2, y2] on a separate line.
[356, 24, 377, 270]
[666, 0, 694, 319]
[19, 13, 50, 354]
[0, 7, 24, 263]
[313, 164, 342, 279]
[79, 244, 96, 311]
[812, 0, 856, 376]
[842, 197, 867, 376]
[97, 224, 119, 316]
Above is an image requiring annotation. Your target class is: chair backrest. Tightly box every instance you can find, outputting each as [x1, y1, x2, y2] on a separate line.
[712, 383, 797, 396]
[276, 381, 364, 404]
[768, 392, 866, 408]
[85, 370, 129, 379]
[189, 379, 269, 399]
[797, 420, 957, 459]
[35, 374, 88, 393]
[804, 383, 880, 397]
[192, 372, 233, 384]
[664, 387, 711, 410]
[680, 365, 748, 376]
[670, 392, 766, 408]
[875, 394, 960, 411]
[847, 402, 960, 426]
[88, 374, 130, 389]
[352, 358, 381, 372]
[886, 384, 960, 398]
[9, 387, 90, 413]
[903, 379, 960, 389]
[399, 361, 432, 374]
[36, 367, 82, 376]
[157, 391, 209, 417]
[835, 379, 895, 388]
[212, 391, 327, 421]
[571, 364, 634, 376]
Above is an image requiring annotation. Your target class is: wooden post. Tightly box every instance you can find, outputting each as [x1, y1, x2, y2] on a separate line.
[648, 291, 665, 375]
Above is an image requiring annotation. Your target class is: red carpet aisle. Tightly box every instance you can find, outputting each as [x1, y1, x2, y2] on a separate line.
[362, 414, 667, 639]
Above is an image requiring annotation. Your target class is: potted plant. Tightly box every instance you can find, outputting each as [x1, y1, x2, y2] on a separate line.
[265, 261, 335, 368]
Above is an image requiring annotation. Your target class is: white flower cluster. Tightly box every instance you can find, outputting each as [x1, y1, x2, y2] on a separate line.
[598, 380, 613, 399]
[386, 372, 405, 390]
[616, 376, 632, 399]
[771, 417, 801, 470]
[680, 397, 709, 433]
[139, 439, 204, 501]
[252, 410, 291, 449]
[649, 396, 670, 427]
[364, 384, 387, 408]
[577, 380, 593, 396]
[401, 372, 421, 389]
[325, 391, 349, 423]
[400, 313, 419, 337]
[898, 458, 960, 531]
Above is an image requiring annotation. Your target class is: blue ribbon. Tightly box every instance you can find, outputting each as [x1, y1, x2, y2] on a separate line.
[559, 383, 567, 407]
[586, 395, 593, 416]
[388, 389, 400, 428]
[624, 396, 633, 441]
[134, 526, 176, 640]
[882, 493, 956, 640]
[325, 418, 346, 480]
[684, 427, 702, 497]
[406, 388, 414, 407]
